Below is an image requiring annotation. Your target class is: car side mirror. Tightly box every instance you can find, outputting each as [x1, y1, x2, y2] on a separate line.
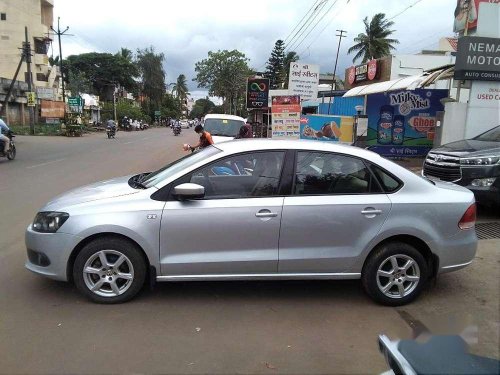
[173, 183, 205, 200]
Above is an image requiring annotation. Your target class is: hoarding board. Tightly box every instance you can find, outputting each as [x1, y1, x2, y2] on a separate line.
[366, 89, 448, 157]
[454, 36, 500, 81]
[40, 100, 65, 118]
[300, 115, 354, 143]
[453, 0, 500, 33]
[271, 95, 301, 139]
[246, 78, 270, 109]
[288, 62, 320, 101]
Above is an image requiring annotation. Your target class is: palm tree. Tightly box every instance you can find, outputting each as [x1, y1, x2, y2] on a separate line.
[348, 13, 399, 63]
[172, 74, 190, 113]
[283, 51, 299, 89]
[118, 47, 133, 62]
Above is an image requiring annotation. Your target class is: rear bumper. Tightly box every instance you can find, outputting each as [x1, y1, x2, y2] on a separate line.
[429, 230, 478, 274]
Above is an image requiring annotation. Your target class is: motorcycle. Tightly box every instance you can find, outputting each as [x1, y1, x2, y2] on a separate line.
[106, 126, 116, 139]
[0, 130, 16, 160]
[173, 124, 181, 136]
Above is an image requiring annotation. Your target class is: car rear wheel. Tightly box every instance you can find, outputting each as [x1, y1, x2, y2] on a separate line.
[362, 241, 428, 306]
[73, 237, 147, 304]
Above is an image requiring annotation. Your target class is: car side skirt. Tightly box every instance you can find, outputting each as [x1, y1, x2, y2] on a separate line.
[156, 273, 361, 282]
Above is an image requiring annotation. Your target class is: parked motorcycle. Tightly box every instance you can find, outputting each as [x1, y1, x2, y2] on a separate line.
[106, 125, 116, 139]
[0, 130, 16, 160]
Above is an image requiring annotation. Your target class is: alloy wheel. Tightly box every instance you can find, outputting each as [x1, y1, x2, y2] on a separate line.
[82, 250, 135, 297]
[376, 254, 420, 299]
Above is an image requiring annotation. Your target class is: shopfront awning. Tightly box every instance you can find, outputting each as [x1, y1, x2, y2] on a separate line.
[343, 64, 455, 97]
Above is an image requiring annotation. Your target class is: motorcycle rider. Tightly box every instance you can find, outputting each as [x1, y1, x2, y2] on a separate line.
[0, 117, 11, 154]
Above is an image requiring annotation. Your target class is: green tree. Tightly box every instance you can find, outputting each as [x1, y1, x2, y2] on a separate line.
[136, 46, 166, 107]
[66, 70, 92, 96]
[48, 55, 59, 67]
[265, 40, 286, 89]
[101, 100, 147, 122]
[117, 47, 133, 62]
[172, 74, 190, 113]
[189, 97, 216, 119]
[65, 52, 139, 97]
[348, 13, 399, 63]
[283, 51, 299, 89]
[194, 50, 252, 115]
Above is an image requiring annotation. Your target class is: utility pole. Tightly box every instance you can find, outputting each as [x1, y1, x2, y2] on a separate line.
[50, 17, 71, 103]
[25, 27, 35, 135]
[327, 29, 347, 115]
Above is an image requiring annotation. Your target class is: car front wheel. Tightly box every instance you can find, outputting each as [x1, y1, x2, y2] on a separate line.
[362, 241, 428, 306]
[73, 237, 147, 303]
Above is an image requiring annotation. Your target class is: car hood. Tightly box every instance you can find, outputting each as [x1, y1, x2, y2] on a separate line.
[43, 175, 140, 210]
[431, 140, 500, 157]
[212, 135, 235, 144]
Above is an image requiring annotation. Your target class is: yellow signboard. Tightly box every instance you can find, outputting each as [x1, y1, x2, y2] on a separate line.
[27, 92, 36, 107]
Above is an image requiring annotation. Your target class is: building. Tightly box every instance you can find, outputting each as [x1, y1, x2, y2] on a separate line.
[0, 0, 61, 123]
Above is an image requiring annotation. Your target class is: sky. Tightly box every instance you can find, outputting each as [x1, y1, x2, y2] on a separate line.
[53, 0, 457, 100]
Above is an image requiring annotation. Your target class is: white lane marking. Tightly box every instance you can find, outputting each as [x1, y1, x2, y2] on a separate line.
[141, 137, 150, 140]
[26, 158, 65, 169]
[123, 141, 134, 144]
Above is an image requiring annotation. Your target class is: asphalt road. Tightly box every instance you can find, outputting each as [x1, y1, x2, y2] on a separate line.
[0, 128, 498, 374]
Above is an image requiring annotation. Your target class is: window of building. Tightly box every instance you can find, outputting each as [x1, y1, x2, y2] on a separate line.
[1, 13, 6, 21]
[36, 73, 48, 82]
[294, 152, 381, 195]
[34, 38, 48, 54]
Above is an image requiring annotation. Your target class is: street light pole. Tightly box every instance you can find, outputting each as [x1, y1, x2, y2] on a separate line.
[327, 30, 347, 115]
[50, 17, 70, 103]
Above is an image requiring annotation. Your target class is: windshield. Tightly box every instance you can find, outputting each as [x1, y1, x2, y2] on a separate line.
[204, 118, 245, 137]
[473, 126, 500, 142]
[142, 146, 221, 187]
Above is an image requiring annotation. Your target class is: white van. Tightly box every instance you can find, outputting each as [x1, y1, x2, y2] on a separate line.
[203, 114, 246, 143]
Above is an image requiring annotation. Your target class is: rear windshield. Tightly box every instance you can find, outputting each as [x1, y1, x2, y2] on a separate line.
[473, 126, 500, 142]
[204, 118, 245, 137]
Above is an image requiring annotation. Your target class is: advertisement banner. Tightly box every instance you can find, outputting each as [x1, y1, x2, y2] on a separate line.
[366, 89, 448, 157]
[271, 95, 301, 139]
[40, 100, 65, 118]
[288, 62, 320, 101]
[246, 78, 270, 109]
[300, 115, 354, 143]
[453, 0, 500, 33]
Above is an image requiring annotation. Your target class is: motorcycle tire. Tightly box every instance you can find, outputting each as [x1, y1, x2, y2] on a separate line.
[7, 145, 16, 160]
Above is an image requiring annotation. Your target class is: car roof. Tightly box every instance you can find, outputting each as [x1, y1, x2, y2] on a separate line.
[216, 139, 384, 160]
[204, 114, 246, 122]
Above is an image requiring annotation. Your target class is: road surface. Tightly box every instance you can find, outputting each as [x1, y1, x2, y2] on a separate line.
[0, 128, 498, 374]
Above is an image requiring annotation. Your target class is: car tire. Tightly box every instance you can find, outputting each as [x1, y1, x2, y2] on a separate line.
[73, 237, 147, 304]
[362, 241, 428, 306]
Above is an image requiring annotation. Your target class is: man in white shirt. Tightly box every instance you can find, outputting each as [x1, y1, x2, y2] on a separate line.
[0, 118, 11, 153]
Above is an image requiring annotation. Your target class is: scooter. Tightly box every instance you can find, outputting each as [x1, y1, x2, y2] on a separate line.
[106, 126, 116, 139]
[0, 130, 16, 160]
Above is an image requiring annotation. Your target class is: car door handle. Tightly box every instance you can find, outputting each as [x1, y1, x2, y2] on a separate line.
[255, 210, 278, 218]
[361, 209, 382, 215]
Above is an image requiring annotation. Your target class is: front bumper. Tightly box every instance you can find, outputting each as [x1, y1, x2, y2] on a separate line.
[25, 225, 82, 281]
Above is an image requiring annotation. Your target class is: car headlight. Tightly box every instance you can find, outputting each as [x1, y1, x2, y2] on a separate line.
[460, 155, 500, 166]
[32, 212, 69, 233]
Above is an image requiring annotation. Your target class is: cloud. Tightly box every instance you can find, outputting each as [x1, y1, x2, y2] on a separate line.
[54, 0, 457, 93]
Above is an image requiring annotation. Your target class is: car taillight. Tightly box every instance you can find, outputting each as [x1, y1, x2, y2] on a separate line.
[459, 203, 476, 230]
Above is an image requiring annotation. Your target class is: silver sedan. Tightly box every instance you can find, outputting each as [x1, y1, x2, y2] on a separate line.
[25, 140, 477, 305]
